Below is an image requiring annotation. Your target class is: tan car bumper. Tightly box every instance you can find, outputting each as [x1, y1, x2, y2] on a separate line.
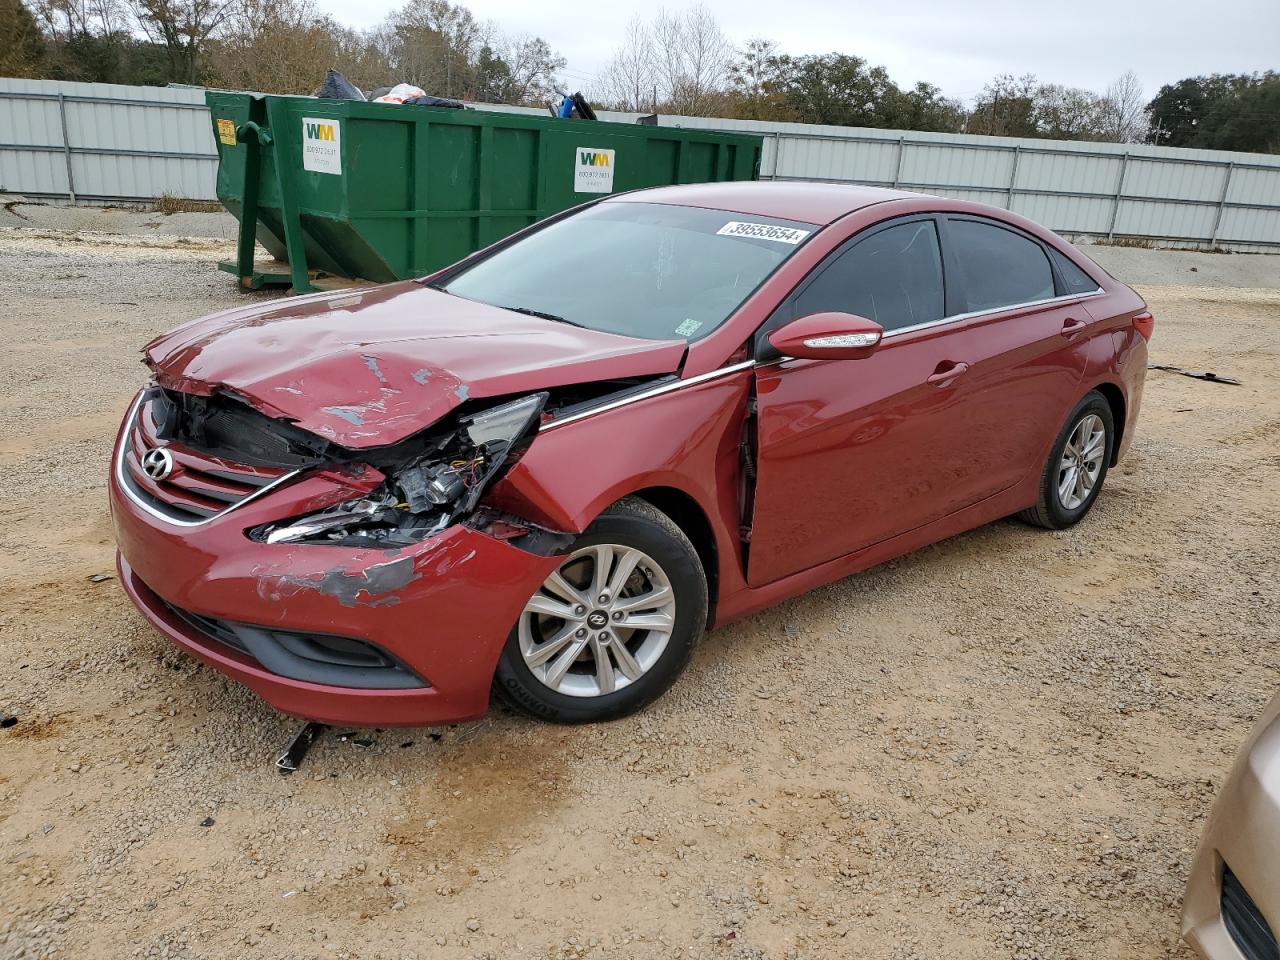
[1183, 691, 1280, 959]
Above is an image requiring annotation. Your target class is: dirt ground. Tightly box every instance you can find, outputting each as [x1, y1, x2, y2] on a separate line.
[1, 222, 1278, 960]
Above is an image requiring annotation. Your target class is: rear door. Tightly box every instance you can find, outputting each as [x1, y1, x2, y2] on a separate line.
[936, 216, 1100, 495]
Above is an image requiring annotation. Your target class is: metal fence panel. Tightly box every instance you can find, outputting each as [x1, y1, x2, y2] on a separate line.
[659, 113, 1280, 251]
[0, 78, 217, 202]
[1, 78, 1278, 250]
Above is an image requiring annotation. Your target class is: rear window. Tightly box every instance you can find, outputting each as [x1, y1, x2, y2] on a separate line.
[949, 218, 1055, 312]
[1050, 248, 1102, 295]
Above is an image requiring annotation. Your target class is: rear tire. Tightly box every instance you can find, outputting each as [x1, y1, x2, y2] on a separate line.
[1018, 391, 1115, 530]
[493, 497, 707, 724]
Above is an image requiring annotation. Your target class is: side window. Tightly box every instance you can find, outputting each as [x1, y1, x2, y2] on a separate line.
[949, 219, 1055, 312]
[1050, 247, 1102, 295]
[793, 221, 945, 333]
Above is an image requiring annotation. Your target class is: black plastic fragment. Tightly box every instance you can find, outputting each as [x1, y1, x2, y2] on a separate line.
[1149, 364, 1241, 385]
[199, 816, 215, 827]
[276, 721, 326, 774]
[0, 714, 16, 729]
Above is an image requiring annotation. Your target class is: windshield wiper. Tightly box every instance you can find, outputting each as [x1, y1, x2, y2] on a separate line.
[500, 305, 587, 328]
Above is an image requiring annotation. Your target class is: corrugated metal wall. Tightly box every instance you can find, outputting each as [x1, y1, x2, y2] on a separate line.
[0, 78, 217, 202]
[3, 78, 1279, 250]
[660, 116, 1280, 251]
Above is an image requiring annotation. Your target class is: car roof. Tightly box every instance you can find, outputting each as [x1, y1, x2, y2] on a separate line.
[607, 181, 923, 226]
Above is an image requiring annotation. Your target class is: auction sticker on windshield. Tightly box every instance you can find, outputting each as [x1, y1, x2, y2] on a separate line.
[716, 221, 811, 244]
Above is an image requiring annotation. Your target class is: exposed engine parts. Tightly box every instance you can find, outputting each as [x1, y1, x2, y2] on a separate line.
[252, 393, 549, 548]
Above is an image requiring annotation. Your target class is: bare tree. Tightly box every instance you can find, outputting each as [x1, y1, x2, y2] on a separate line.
[1099, 70, 1149, 143]
[730, 38, 780, 100]
[379, 0, 483, 98]
[600, 15, 656, 111]
[33, 0, 126, 40]
[208, 0, 341, 94]
[674, 5, 730, 114]
[488, 33, 564, 104]
[127, 0, 236, 82]
[601, 6, 729, 114]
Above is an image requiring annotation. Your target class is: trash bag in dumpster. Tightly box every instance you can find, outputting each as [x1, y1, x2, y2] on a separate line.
[314, 69, 366, 101]
[370, 84, 466, 108]
[404, 94, 466, 109]
[373, 83, 426, 104]
[551, 90, 597, 120]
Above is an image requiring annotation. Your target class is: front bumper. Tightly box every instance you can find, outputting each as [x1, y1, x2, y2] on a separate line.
[110, 432, 562, 727]
[1183, 692, 1280, 959]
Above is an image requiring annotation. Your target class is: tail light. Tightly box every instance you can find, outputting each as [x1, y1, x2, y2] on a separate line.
[1132, 311, 1155, 341]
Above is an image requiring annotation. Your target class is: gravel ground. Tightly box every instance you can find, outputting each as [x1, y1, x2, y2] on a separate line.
[1, 223, 1278, 960]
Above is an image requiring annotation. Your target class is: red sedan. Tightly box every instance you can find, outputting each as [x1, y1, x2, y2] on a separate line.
[110, 182, 1151, 726]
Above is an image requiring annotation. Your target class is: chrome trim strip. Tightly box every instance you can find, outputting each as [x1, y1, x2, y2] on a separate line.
[542, 361, 756, 431]
[881, 289, 1105, 340]
[115, 389, 302, 529]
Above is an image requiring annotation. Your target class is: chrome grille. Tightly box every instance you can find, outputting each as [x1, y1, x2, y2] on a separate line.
[117, 390, 297, 525]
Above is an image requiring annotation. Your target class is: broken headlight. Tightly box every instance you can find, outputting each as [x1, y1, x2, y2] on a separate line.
[254, 393, 546, 547]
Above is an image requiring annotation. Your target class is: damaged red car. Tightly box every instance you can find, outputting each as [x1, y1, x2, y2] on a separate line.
[110, 182, 1151, 726]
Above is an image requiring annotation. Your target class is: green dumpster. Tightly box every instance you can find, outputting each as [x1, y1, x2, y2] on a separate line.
[205, 92, 763, 293]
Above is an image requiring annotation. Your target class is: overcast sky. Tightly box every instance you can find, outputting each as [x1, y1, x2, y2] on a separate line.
[315, 0, 1278, 104]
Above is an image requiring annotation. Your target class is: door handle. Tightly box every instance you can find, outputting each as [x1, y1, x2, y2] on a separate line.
[926, 361, 969, 386]
[1060, 317, 1088, 336]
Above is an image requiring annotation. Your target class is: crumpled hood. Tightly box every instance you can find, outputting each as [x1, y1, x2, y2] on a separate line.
[145, 281, 686, 448]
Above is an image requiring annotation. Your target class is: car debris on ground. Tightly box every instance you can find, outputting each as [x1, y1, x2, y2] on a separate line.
[275, 721, 326, 774]
[1149, 364, 1242, 385]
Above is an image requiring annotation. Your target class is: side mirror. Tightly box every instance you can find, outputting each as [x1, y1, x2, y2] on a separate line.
[767, 312, 884, 361]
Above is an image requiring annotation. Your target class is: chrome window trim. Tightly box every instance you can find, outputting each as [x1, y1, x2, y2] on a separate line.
[115, 389, 302, 529]
[881, 288, 1105, 340]
[541, 287, 1106, 428]
[541, 361, 756, 431]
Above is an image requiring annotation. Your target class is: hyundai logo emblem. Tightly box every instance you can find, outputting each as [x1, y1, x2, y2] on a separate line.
[141, 447, 174, 481]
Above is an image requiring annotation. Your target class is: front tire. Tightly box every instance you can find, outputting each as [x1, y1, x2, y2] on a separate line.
[1018, 390, 1115, 530]
[493, 497, 708, 723]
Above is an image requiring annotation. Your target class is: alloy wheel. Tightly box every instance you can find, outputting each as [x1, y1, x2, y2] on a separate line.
[518, 544, 677, 698]
[1057, 413, 1106, 510]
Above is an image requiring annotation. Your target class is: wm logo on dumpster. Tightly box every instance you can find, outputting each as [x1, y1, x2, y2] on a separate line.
[301, 116, 342, 175]
[574, 146, 616, 194]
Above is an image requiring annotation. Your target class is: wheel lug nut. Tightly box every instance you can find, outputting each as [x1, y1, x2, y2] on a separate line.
[576, 628, 587, 638]
[598, 632, 610, 643]
[574, 605, 586, 615]
[612, 611, 623, 621]
[598, 594, 609, 603]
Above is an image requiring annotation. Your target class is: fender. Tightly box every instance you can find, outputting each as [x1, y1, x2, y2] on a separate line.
[485, 367, 755, 593]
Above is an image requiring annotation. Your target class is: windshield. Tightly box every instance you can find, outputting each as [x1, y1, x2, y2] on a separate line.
[440, 202, 817, 342]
